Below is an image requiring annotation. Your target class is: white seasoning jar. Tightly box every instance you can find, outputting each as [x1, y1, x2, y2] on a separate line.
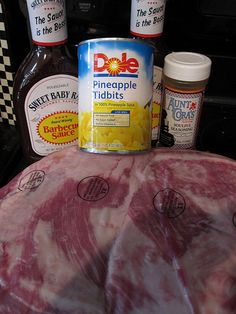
[160, 51, 212, 149]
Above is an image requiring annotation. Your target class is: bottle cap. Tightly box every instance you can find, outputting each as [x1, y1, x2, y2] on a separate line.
[163, 52, 212, 82]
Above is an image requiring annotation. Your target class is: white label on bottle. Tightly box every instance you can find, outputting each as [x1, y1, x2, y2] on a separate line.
[26, 0, 67, 45]
[130, 0, 166, 37]
[152, 65, 162, 141]
[25, 75, 78, 156]
[163, 88, 203, 149]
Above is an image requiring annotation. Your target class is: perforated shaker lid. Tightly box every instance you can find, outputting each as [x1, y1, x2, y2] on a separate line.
[163, 52, 212, 82]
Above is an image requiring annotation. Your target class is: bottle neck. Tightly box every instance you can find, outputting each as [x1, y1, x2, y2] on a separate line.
[130, 0, 166, 38]
[32, 38, 68, 47]
[32, 43, 67, 51]
[26, 0, 68, 47]
[30, 43, 73, 61]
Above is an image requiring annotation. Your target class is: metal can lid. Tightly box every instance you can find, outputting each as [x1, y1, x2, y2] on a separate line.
[163, 52, 212, 82]
[78, 37, 154, 49]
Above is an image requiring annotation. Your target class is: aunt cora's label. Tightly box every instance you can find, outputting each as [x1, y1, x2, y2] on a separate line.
[163, 88, 203, 149]
[78, 38, 154, 152]
[25, 75, 78, 156]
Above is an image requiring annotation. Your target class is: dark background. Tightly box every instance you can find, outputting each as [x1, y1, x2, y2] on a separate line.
[1, 0, 236, 186]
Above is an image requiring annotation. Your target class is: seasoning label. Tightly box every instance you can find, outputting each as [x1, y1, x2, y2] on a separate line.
[25, 75, 78, 156]
[78, 39, 153, 152]
[152, 65, 162, 142]
[163, 88, 203, 149]
[130, 0, 166, 37]
[27, 0, 67, 45]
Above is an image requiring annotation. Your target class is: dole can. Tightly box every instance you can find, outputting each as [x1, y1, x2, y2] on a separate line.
[78, 38, 154, 153]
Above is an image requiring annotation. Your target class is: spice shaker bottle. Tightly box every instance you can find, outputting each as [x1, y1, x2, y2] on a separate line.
[160, 51, 211, 149]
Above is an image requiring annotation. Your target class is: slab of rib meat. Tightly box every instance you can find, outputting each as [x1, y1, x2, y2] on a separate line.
[0, 146, 236, 314]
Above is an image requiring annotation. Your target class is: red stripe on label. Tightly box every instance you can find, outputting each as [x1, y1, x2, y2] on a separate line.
[32, 39, 67, 46]
[130, 31, 162, 38]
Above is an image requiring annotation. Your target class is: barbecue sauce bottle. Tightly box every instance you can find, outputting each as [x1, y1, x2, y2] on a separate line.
[13, 0, 78, 163]
[130, 0, 169, 148]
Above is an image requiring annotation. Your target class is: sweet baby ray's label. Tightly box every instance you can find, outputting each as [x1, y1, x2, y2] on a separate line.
[25, 75, 78, 156]
[78, 39, 154, 152]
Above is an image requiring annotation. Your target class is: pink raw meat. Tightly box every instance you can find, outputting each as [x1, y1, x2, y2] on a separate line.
[0, 146, 236, 313]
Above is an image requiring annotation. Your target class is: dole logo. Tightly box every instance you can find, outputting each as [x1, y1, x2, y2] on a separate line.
[94, 53, 139, 76]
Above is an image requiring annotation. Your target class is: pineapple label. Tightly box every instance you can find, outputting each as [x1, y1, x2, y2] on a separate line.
[78, 39, 154, 152]
[25, 75, 78, 156]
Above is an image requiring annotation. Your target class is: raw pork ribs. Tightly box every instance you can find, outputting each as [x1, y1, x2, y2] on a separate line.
[0, 146, 236, 314]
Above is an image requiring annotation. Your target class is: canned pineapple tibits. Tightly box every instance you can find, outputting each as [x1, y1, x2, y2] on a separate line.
[78, 38, 154, 153]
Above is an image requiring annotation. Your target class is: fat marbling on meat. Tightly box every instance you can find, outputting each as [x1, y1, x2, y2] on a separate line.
[0, 146, 236, 313]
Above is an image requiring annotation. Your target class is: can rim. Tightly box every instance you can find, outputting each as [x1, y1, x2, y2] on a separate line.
[78, 37, 154, 48]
